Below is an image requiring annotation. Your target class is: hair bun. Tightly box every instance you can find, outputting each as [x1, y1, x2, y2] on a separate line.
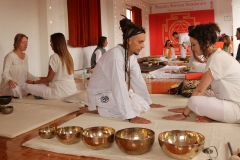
[119, 16, 132, 32]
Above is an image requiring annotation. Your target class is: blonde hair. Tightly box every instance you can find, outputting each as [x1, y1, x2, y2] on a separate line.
[13, 33, 28, 50]
[50, 33, 74, 75]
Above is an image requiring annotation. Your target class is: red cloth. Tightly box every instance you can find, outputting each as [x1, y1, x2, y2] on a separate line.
[149, 10, 214, 56]
[132, 6, 142, 27]
[67, 0, 102, 47]
[185, 72, 203, 80]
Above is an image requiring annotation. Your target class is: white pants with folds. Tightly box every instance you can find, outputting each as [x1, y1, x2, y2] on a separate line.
[96, 90, 150, 119]
[0, 84, 28, 99]
[187, 90, 240, 123]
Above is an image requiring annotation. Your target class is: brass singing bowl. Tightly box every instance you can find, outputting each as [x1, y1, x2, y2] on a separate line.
[56, 126, 83, 145]
[1, 106, 13, 114]
[115, 127, 155, 155]
[81, 126, 115, 150]
[158, 130, 205, 160]
[0, 96, 12, 105]
[38, 126, 56, 139]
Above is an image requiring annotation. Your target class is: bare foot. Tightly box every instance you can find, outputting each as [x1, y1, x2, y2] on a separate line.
[129, 116, 151, 124]
[150, 103, 165, 108]
[195, 116, 213, 123]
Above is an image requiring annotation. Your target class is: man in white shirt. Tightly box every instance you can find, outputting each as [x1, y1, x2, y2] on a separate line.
[86, 17, 165, 124]
[172, 32, 190, 58]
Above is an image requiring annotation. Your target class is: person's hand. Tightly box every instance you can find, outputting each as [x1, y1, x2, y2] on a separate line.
[25, 80, 33, 84]
[150, 103, 165, 108]
[8, 80, 18, 88]
[162, 114, 186, 120]
[129, 116, 151, 124]
[168, 108, 185, 113]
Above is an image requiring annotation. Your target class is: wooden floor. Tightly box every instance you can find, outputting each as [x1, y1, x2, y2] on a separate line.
[0, 78, 183, 160]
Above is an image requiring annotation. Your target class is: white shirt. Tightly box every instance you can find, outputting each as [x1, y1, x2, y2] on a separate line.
[204, 48, 240, 105]
[45, 53, 78, 99]
[178, 33, 190, 46]
[95, 49, 102, 63]
[0, 51, 37, 92]
[87, 45, 152, 119]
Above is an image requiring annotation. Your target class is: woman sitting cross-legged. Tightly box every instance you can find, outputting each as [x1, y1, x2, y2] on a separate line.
[163, 22, 240, 123]
[25, 33, 78, 99]
[162, 40, 177, 60]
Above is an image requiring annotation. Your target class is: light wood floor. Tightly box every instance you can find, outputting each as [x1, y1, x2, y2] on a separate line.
[0, 78, 183, 160]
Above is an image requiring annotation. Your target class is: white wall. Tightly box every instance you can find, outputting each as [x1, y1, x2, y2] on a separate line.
[0, 0, 41, 76]
[232, 0, 240, 57]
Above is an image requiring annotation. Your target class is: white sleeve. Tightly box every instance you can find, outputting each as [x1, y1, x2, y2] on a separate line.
[129, 56, 152, 105]
[49, 54, 58, 72]
[102, 56, 136, 120]
[95, 49, 102, 62]
[178, 34, 183, 44]
[171, 47, 176, 57]
[1, 53, 13, 83]
[229, 44, 233, 54]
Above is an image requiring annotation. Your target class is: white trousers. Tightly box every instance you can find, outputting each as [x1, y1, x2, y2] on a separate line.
[0, 84, 28, 98]
[187, 90, 240, 123]
[25, 84, 48, 99]
[180, 45, 187, 58]
[96, 91, 150, 119]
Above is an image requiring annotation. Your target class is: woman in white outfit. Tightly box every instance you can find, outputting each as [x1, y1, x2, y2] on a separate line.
[163, 22, 240, 123]
[0, 33, 38, 98]
[222, 35, 233, 56]
[25, 33, 78, 99]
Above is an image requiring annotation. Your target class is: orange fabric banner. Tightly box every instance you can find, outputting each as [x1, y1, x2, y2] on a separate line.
[149, 10, 214, 56]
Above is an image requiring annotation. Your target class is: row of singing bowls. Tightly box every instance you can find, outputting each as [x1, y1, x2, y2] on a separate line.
[38, 126, 205, 159]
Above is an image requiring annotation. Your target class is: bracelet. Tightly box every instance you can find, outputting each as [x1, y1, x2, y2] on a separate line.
[33, 81, 34, 84]
[182, 112, 189, 117]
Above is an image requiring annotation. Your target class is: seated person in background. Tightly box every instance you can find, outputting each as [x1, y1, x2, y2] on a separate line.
[90, 36, 108, 69]
[235, 27, 240, 62]
[0, 33, 38, 98]
[85, 16, 165, 124]
[163, 22, 240, 124]
[25, 33, 78, 99]
[222, 35, 233, 56]
[162, 40, 177, 60]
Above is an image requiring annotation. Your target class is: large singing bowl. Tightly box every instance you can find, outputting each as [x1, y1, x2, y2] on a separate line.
[115, 127, 155, 155]
[158, 130, 205, 160]
[81, 126, 115, 150]
[0, 96, 12, 105]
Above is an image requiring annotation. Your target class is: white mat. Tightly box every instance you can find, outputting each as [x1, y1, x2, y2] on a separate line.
[22, 94, 240, 160]
[0, 96, 80, 138]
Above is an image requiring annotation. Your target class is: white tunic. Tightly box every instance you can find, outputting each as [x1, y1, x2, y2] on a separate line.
[178, 33, 190, 58]
[87, 45, 152, 120]
[0, 51, 37, 96]
[44, 53, 78, 99]
[204, 48, 240, 105]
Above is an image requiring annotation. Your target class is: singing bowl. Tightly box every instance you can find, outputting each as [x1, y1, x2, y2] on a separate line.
[158, 130, 205, 160]
[0, 96, 12, 105]
[56, 126, 83, 145]
[38, 126, 56, 139]
[81, 126, 115, 150]
[115, 127, 155, 155]
[1, 106, 13, 114]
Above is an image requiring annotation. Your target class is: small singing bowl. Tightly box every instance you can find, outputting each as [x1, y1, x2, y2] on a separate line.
[0, 96, 12, 105]
[38, 126, 56, 139]
[115, 127, 155, 155]
[56, 126, 83, 145]
[158, 130, 205, 160]
[1, 106, 13, 114]
[81, 126, 115, 150]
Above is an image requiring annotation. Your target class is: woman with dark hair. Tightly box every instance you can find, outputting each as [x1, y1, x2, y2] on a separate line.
[0, 33, 38, 98]
[91, 36, 108, 69]
[86, 16, 165, 124]
[25, 33, 77, 99]
[162, 40, 177, 60]
[222, 35, 233, 56]
[163, 23, 240, 123]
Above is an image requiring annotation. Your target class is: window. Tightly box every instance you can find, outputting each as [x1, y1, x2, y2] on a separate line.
[126, 8, 132, 20]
